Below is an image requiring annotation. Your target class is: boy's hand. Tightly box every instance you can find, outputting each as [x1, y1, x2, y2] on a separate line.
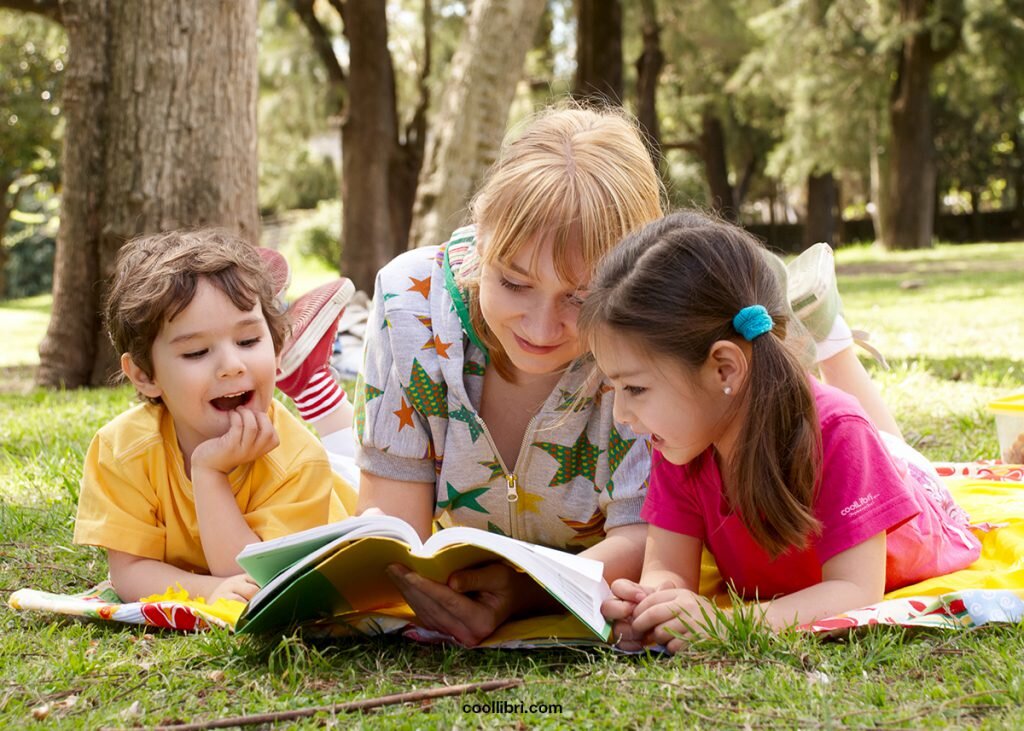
[208, 573, 260, 603]
[192, 408, 279, 475]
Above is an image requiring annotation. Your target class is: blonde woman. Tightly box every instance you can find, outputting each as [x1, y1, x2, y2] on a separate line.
[353, 107, 664, 644]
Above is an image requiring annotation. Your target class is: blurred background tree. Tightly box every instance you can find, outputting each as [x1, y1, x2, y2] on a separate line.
[3, 0, 1024, 388]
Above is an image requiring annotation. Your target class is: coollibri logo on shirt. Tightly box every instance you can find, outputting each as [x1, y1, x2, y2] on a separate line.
[841, 493, 878, 517]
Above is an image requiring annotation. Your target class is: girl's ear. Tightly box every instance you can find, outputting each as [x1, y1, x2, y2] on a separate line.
[703, 340, 749, 395]
[120, 353, 162, 399]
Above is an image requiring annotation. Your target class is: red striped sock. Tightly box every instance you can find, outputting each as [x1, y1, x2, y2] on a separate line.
[292, 369, 345, 423]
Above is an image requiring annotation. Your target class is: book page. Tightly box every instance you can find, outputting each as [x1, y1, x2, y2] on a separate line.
[238, 514, 423, 587]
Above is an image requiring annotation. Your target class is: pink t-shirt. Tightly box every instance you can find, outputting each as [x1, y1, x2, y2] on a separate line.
[641, 378, 980, 596]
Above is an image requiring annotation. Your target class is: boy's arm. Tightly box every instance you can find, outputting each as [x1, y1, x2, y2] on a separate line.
[191, 467, 261, 576]
[107, 549, 258, 602]
[190, 408, 278, 576]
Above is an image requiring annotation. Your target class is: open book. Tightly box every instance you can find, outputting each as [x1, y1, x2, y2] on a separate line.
[234, 514, 612, 645]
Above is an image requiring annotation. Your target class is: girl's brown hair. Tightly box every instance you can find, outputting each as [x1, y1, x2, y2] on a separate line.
[463, 105, 664, 379]
[579, 211, 822, 557]
[105, 229, 288, 403]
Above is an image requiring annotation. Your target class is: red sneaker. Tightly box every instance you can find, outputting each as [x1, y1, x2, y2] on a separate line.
[257, 247, 291, 311]
[277, 279, 355, 421]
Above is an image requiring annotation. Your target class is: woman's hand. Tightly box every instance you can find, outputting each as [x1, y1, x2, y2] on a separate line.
[630, 585, 720, 653]
[385, 561, 556, 646]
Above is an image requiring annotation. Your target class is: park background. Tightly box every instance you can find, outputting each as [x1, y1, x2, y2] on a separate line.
[2, 1, 1024, 727]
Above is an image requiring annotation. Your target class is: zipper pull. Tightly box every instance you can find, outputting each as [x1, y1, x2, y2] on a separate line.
[505, 473, 519, 503]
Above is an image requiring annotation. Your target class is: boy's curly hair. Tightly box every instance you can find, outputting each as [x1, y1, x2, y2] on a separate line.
[105, 229, 288, 402]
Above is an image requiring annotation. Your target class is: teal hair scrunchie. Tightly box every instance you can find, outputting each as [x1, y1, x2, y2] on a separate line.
[732, 304, 774, 341]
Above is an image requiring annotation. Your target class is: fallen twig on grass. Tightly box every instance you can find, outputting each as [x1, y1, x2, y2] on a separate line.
[100, 678, 524, 730]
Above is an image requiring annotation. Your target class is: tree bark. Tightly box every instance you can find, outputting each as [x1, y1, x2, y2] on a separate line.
[37, 0, 259, 389]
[573, 0, 623, 104]
[635, 0, 663, 166]
[700, 110, 737, 222]
[408, 0, 546, 251]
[879, 0, 962, 250]
[341, 0, 404, 291]
[804, 172, 837, 248]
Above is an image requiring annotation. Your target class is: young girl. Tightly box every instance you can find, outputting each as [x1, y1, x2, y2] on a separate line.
[582, 212, 981, 652]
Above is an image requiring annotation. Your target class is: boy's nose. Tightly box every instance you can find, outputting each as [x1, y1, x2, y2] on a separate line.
[217, 349, 246, 377]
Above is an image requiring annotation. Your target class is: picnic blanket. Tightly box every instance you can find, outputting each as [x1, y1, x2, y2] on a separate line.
[9, 471, 1024, 642]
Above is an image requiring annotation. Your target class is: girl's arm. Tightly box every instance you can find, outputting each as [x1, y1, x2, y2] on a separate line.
[756, 530, 886, 629]
[578, 522, 648, 583]
[632, 531, 887, 650]
[107, 549, 259, 603]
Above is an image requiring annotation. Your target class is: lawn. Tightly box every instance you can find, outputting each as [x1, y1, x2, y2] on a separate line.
[1, 241, 1023, 728]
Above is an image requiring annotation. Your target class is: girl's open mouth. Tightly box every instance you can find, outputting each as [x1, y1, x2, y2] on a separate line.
[211, 391, 254, 411]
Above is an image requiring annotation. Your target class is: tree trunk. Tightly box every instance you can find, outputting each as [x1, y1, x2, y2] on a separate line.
[573, 0, 623, 104]
[878, 0, 962, 250]
[700, 110, 736, 222]
[408, 0, 546, 251]
[635, 0, 663, 167]
[0, 176, 13, 300]
[37, 0, 259, 389]
[804, 172, 837, 248]
[341, 0, 405, 291]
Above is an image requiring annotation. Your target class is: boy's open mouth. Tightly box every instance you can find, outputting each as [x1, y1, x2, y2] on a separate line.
[211, 391, 254, 411]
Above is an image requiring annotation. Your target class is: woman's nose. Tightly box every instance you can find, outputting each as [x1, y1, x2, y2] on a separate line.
[522, 299, 564, 343]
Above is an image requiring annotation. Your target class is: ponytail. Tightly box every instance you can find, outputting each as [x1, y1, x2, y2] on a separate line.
[730, 330, 821, 557]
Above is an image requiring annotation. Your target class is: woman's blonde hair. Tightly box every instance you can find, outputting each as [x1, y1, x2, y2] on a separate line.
[464, 105, 665, 379]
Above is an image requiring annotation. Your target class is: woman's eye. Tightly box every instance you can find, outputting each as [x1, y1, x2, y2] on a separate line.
[182, 349, 207, 360]
[565, 292, 586, 307]
[499, 277, 527, 293]
[624, 385, 646, 396]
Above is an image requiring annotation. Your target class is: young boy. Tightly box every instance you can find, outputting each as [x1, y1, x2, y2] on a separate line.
[73, 229, 356, 603]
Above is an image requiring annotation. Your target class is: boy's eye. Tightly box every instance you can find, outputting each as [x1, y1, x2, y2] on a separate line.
[182, 349, 207, 360]
[499, 277, 527, 293]
[238, 337, 261, 347]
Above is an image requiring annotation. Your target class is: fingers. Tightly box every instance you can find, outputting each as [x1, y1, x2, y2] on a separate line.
[386, 565, 499, 646]
[601, 596, 637, 621]
[447, 562, 510, 593]
[610, 578, 648, 603]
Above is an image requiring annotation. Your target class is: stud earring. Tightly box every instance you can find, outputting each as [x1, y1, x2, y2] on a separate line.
[723, 386, 733, 396]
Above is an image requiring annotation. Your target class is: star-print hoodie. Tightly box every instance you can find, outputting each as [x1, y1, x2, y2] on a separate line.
[354, 226, 650, 551]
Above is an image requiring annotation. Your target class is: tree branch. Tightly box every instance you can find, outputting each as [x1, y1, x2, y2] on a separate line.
[660, 140, 702, 154]
[289, 0, 346, 98]
[0, 0, 62, 23]
[107, 679, 524, 731]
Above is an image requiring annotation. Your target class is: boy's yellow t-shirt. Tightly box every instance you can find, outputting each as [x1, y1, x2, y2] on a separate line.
[74, 400, 355, 574]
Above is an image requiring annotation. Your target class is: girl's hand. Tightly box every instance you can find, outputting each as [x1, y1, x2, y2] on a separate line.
[385, 562, 556, 646]
[208, 573, 260, 603]
[602, 578, 652, 650]
[192, 408, 279, 475]
[631, 585, 720, 653]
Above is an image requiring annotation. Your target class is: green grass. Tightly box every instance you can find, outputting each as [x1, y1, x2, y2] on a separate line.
[2, 241, 1024, 728]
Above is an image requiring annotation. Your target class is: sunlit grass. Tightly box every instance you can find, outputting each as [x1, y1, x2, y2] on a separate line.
[2, 241, 1024, 728]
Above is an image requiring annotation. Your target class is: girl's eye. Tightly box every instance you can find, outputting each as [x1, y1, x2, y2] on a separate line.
[565, 292, 586, 308]
[499, 277, 527, 293]
[624, 385, 647, 396]
[182, 349, 207, 360]
[238, 337, 261, 348]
